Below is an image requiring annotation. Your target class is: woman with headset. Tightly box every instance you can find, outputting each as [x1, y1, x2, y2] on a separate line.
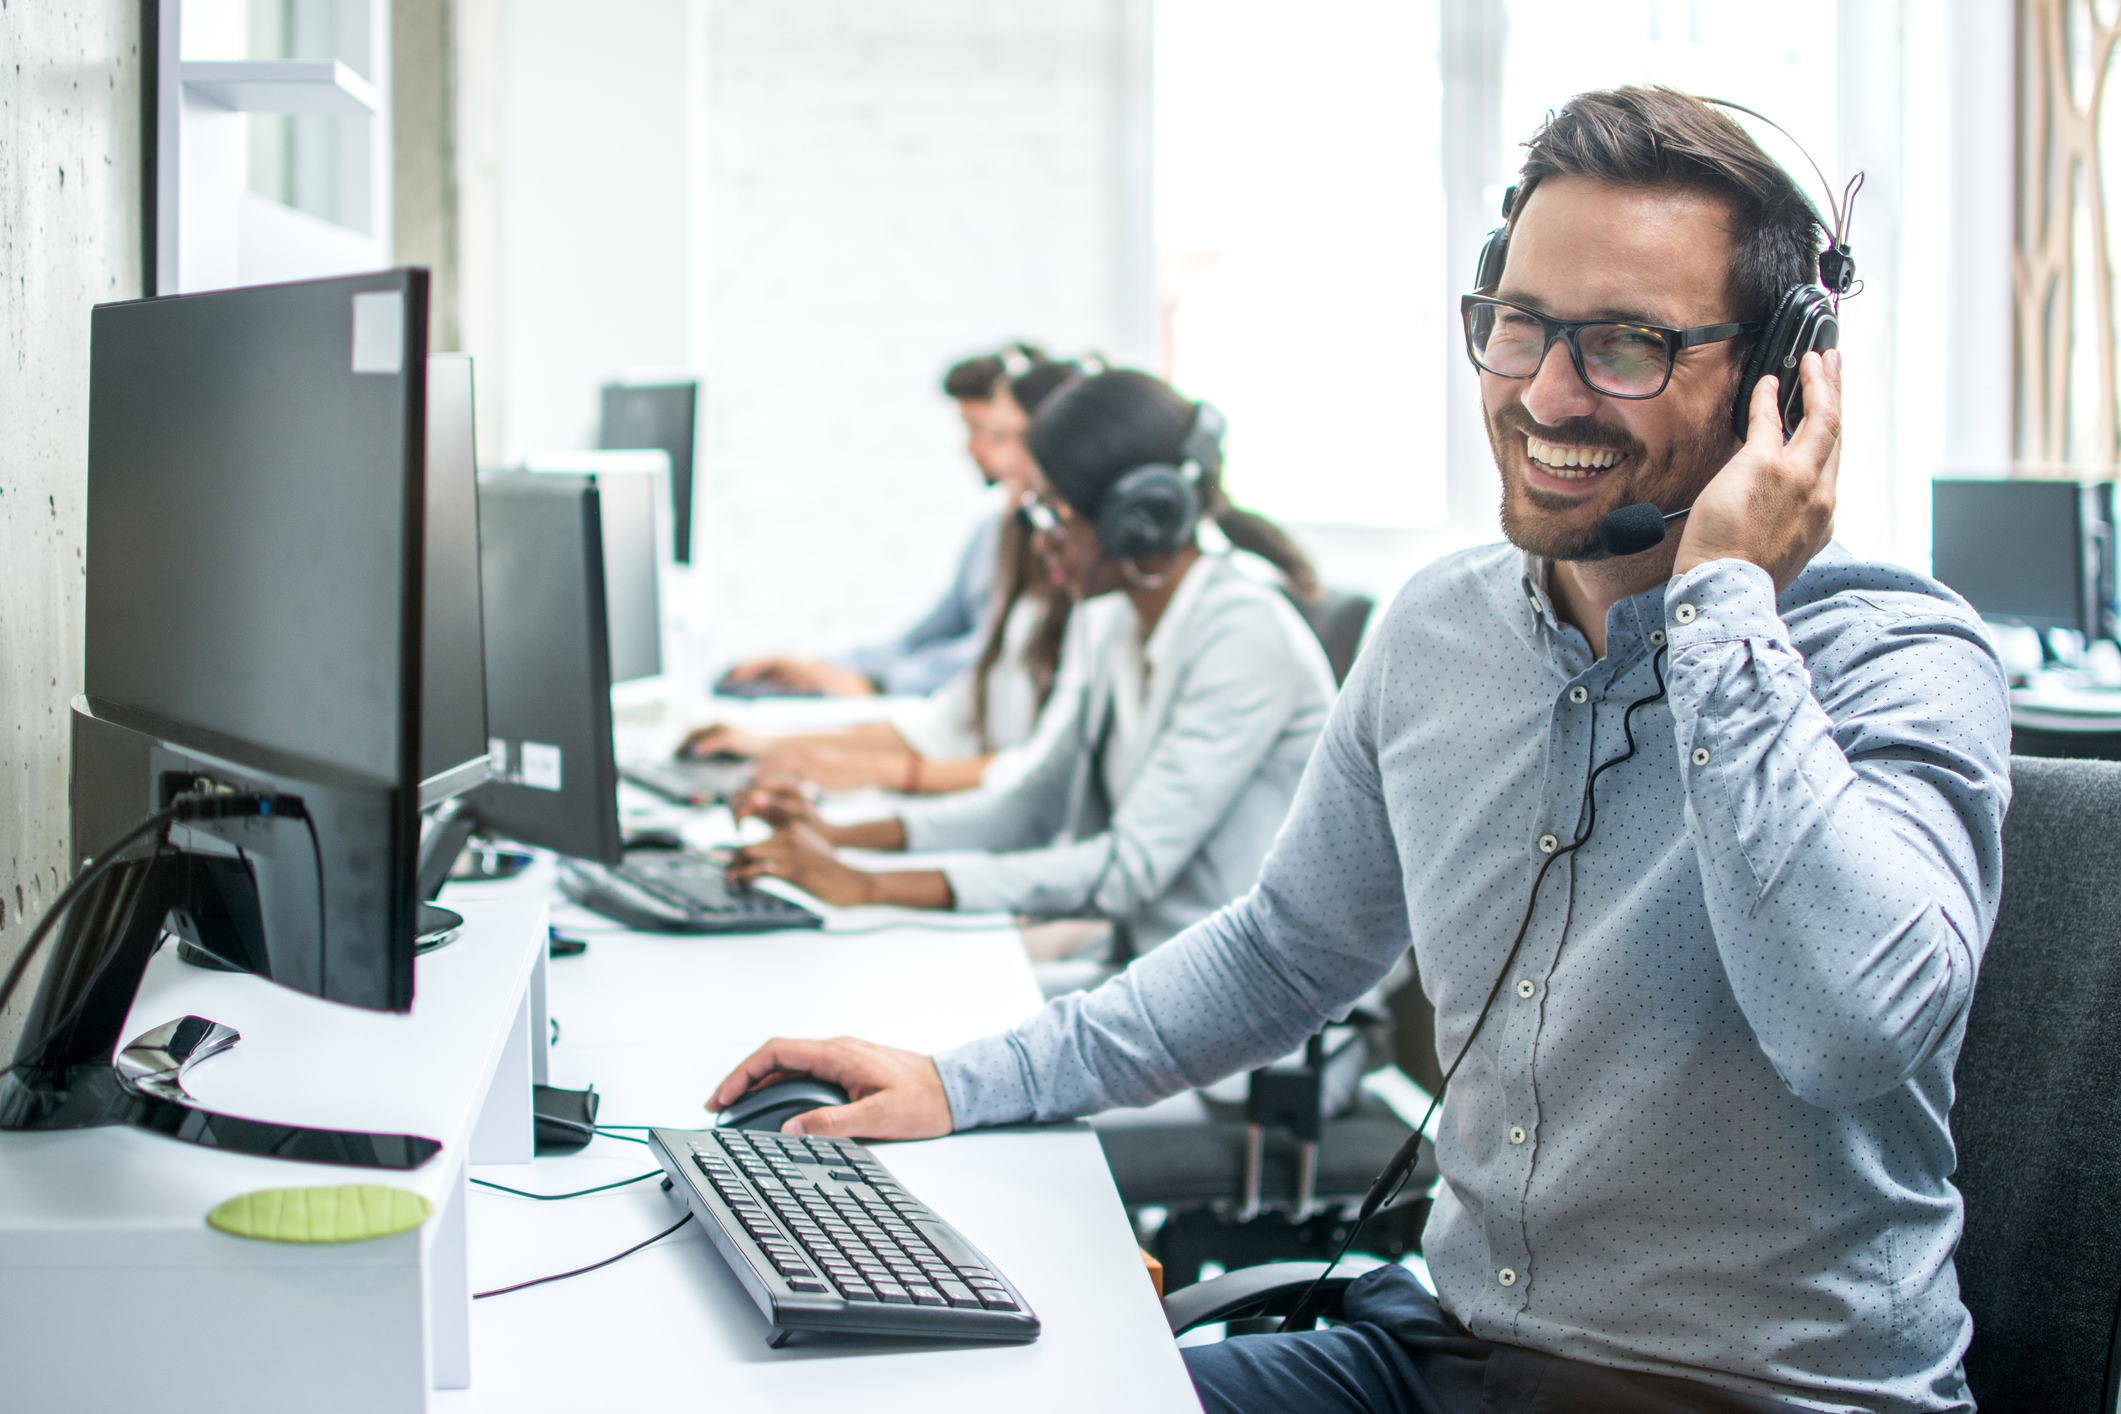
[726, 369, 1336, 978]
[678, 359, 1084, 796]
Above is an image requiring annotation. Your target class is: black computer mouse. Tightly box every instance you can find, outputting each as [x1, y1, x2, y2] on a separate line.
[622, 828, 687, 851]
[715, 1077, 851, 1132]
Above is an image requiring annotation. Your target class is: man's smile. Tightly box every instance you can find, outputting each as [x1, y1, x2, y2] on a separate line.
[1523, 432, 1628, 493]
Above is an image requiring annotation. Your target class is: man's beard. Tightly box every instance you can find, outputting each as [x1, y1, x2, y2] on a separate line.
[1487, 400, 1738, 562]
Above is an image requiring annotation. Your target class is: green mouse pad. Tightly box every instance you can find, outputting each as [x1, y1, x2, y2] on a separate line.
[207, 1185, 432, 1244]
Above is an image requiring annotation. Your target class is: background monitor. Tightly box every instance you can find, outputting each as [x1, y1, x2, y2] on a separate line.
[599, 380, 699, 563]
[76, 269, 431, 1014]
[420, 353, 492, 804]
[466, 473, 625, 866]
[595, 470, 663, 684]
[1932, 479, 2111, 639]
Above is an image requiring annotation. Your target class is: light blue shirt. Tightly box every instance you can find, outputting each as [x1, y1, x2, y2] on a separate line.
[838, 511, 1000, 695]
[934, 543, 2011, 1413]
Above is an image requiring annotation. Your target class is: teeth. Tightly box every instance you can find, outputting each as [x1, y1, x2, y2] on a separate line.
[1526, 435, 1622, 477]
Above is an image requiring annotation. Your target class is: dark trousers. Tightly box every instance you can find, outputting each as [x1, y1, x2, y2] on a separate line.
[1183, 1266, 1806, 1414]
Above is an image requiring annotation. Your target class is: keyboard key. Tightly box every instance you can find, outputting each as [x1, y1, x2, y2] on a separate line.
[786, 1278, 829, 1293]
[906, 1286, 946, 1307]
[936, 1279, 982, 1309]
[912, 1219, 981, 1269]
[874, 1282, 911, 1305]
[842, 1284, 881, 1302]
[978, 1292, 1020, 1312]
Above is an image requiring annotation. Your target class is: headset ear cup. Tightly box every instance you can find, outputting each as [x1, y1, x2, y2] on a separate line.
[1097, 466, 1199, 562]
[1733, 287, 1806, 440]
[1476, 227, 1508, 293]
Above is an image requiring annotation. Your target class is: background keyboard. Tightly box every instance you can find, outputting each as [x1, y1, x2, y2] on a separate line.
[559, 850, 823, 933]
[650, 1127, 1039, 1346]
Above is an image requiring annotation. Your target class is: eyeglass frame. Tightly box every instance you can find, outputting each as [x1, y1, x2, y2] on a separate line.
[1459, 294, 1761, 400]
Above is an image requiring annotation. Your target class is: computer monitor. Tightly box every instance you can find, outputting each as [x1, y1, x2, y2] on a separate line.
[600, 380, 699, 563]
[440, 473, 626, 870]
[1932, 479, 2114, 639]
[420, 354, 493, 803]
[518, 453, 665, 684]
[7, 269, 441, 1167]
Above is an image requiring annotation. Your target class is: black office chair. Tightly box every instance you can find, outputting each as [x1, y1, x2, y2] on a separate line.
[1100, 983, 1437, 1291]
[1168, 756, 2121, 1414]
[1284, 588, 1375, 687]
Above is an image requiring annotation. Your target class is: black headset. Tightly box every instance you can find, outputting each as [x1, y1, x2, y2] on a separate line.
[1471, 98, 1859, 446]
[1092, 402, 1226, 562]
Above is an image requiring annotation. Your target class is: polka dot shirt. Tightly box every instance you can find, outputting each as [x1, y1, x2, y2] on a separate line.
[933, 542, 2011, 1413]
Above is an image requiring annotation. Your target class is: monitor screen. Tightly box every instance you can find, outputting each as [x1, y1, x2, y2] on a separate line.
[468, 473, 624, 866]
[1931, 479, 2091, 635]
[600, 381, 698, 563]
[420, 354, 492, 801]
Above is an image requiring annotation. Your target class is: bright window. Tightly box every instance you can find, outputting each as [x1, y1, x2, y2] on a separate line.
[1156, 0, 1449, 529]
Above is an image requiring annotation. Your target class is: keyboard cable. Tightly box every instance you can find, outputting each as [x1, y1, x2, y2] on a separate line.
[474, 1211, 694, 1300]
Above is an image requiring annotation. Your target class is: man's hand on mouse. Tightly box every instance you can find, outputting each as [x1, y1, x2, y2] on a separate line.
[710, 1036, 953, 1140]
[1673, 348, 1842, 592]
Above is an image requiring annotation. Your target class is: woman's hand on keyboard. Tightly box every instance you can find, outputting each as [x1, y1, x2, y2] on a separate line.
[709, 1036, 954, 1140]
[727, 822, 873, 906]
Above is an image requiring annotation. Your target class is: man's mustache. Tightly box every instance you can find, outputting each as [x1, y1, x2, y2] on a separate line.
[1490, 407, 1643, 456]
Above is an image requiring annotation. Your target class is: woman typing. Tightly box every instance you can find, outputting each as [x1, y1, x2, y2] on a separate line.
[725, 370, 1334, 971]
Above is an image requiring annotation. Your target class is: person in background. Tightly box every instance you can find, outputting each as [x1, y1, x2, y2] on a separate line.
[724, 370, 1335, 975]
[718, 342, 1046, 698]
[682, 360, 1085, 793]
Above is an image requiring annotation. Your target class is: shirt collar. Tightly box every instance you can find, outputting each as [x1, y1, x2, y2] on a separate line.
[1141, 552, 1221, 674]
[1515, 549, 1670, 670]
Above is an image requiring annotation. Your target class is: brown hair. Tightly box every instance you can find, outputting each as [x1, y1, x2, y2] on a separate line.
[1504, 86, 1824, 330]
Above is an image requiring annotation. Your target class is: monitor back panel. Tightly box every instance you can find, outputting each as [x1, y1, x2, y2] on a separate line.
[421, 353, 491, 793]
[86, 272, 427, 786]
[599, 382, 698, 563]
[470, 474, 624, 865]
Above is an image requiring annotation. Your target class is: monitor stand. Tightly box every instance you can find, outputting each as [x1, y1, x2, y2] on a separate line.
[0, 852, 442, 1169]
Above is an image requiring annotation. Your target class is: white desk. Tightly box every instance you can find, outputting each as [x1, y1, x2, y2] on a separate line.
[430, 867, 1203, 1412]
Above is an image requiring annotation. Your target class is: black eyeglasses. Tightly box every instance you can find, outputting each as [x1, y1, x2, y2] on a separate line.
[1460, 295, 1760, 399]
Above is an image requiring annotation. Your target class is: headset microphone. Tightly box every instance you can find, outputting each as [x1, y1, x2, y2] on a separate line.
[1598, 503, 1691, 557]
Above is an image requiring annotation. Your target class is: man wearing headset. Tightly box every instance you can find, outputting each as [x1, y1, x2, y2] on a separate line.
[710, 88, 2009, 1413]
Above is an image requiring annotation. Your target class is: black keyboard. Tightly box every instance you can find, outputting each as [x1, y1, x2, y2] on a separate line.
[651, 1126, 1039, 1346]
[558, 850, 823, 933]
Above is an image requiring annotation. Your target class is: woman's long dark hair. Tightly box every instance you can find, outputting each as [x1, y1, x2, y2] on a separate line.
[968, 361, 1082, 750]
[1029, 369, 1320, 601]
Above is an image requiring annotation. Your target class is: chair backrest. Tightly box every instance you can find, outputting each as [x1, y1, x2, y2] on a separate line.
[1954, 756, 2121, 1411]
[1285, 588, 1374, 687]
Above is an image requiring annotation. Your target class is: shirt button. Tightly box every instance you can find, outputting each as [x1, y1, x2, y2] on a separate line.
[1515, 978, 1536, 999]
[1567, 686, 1588, 704]
[1509, 1126, 1527, 1145]
[1498, 1268, 1518, 1287]
[1536, 833, 1559, 854]
[1673, 603, 1697, 624]
[1650, 629, 1667, 645]
[1691, 746, 1710, 766]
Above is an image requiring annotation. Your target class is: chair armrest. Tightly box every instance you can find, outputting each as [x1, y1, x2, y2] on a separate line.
[1162, 1262, 1355, 1334]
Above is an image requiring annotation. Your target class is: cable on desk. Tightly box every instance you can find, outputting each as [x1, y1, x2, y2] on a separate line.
[472, 1170, 663, 1201]
[473, 1212, 694, 1299]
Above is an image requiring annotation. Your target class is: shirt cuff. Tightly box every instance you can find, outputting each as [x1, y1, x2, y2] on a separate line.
[931, 1034, 1035, 1129]
[1663, 558, 1785, 648]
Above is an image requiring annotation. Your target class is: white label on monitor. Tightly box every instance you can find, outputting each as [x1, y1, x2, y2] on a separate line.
[350, 291, 404, 374]
[520, 742, 563, 791]
[488, 737, 509, 778]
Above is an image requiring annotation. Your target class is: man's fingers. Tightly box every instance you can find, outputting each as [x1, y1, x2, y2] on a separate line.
[1742, 372, 1783, 451]
[709, 1037, 837, 1109]
[786, 1095, 890, 1139]
[1789, 348, 1843, 476]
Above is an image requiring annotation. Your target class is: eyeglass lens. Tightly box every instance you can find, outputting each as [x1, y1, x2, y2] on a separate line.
[1467, 303, 1675, 397]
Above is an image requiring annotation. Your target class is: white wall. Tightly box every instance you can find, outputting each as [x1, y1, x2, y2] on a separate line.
[488, 0, 1156, 682]
[0, 3, 144, 1050]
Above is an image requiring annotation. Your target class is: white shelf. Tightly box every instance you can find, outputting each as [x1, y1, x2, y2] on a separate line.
[0, 898, 549, 1413]
[181, 59, 381, 116]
